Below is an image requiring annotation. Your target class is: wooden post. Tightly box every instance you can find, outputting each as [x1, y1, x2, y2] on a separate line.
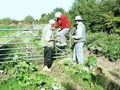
[68, 27, 76, 59]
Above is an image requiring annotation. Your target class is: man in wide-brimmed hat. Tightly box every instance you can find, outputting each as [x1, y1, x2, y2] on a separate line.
[71, 16, 86, 65]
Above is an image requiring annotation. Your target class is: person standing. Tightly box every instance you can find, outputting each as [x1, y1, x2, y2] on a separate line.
[54, 12, 71, 46]
[41, 19, 56, 72]
[71, 16, 86, 65]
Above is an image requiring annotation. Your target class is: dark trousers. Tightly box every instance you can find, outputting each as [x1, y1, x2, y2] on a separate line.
[44, 46, 52, 68]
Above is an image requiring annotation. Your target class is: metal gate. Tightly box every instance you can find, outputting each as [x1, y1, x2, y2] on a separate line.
[0, 28, 68, 63]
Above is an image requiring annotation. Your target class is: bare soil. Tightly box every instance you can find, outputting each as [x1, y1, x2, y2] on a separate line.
[84, 48, 120, 86]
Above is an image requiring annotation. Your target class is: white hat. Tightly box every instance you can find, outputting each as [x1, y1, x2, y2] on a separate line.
[49, 19, 55, 24]
[75, 16, 83, 20]
[55, 12, 62, 18]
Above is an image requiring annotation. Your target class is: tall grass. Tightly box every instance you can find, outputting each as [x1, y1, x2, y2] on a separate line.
[0, 25, 24, 36]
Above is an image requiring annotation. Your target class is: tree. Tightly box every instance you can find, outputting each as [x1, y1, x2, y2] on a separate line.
[69, 0, 98, 28]
[53, 8, 65, 14]
[1, 17, 12, 25]
[69, 0, 120, 33]
[41, 13, 46, 18]
[11, 19, 18, 24]
[23, 15, 35, 24]
[93, 0, 120, 33]
[39, 8, 66, 24]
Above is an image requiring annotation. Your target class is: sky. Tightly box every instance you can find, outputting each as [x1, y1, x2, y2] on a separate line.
[0, 0, 74, 20]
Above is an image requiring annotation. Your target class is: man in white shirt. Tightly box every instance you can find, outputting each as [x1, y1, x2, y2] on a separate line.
[41, 19, 57, 72]
[71, 16, 86, 65]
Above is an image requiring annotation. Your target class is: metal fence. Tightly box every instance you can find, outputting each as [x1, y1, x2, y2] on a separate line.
[0, 28, 70, 63]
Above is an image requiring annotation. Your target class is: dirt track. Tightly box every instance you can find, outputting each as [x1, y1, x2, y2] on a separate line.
[84, 48, 120, 86]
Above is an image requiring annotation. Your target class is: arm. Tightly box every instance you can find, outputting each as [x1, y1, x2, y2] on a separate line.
[72, 26, 82, 39]
[45, 30, 58, 42]
[59, 15, 68, 29]
[54, 18, 60, 29]
[54, 15, 68, 29]
[45, 30, 52, 42]
[54, 22, 59, 29]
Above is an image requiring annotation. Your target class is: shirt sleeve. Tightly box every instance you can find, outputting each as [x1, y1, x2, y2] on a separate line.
[54, 15, 69, 30]
[74, 25, 82, 39]
[45, 30, 52, 42]
[54, 22, 59, 28]
[59, 16, 66, 29]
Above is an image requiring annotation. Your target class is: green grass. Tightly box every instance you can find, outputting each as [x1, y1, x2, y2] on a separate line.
[0, 25, 24, 36]
[0, 31, 16, 36]
[0, 25, 18, 29]
[0, 77, 40, 90]
[0, 78, 23, 90]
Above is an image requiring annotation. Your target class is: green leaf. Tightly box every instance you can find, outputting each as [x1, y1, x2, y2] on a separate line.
[84, 74, 92, 80]
[88, 56, 97, 67]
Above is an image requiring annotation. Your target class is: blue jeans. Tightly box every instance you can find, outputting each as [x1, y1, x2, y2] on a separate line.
[72, 42, 84, 64]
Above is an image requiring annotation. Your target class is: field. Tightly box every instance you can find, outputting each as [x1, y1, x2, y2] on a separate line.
[0, 26, 120, 90]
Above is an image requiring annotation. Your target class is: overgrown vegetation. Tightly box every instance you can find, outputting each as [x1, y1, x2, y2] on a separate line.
[1, 0, 119, 33]
[63, 56, 120, 90]
[39, 0, 120, 33]
[85, 32, 120, 61]
[0, 0, 120, 89]
[0, 61, 61, 90]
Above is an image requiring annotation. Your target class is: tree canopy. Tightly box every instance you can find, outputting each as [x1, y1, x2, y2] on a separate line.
[38, 0, 120, 33]
[0, 0, 119, 33]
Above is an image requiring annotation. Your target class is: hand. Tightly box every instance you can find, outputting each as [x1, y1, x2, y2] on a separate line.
[58, 28, 61, 32]
[49, 39, 58, 42]
[71, 36, 75, 38]
[54, 39, 58, 42]
[52, 28, 55, 31]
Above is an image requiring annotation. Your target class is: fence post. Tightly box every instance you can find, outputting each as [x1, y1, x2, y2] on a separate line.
[67, 27, 75, 59]
[25, 30, 29, 60]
